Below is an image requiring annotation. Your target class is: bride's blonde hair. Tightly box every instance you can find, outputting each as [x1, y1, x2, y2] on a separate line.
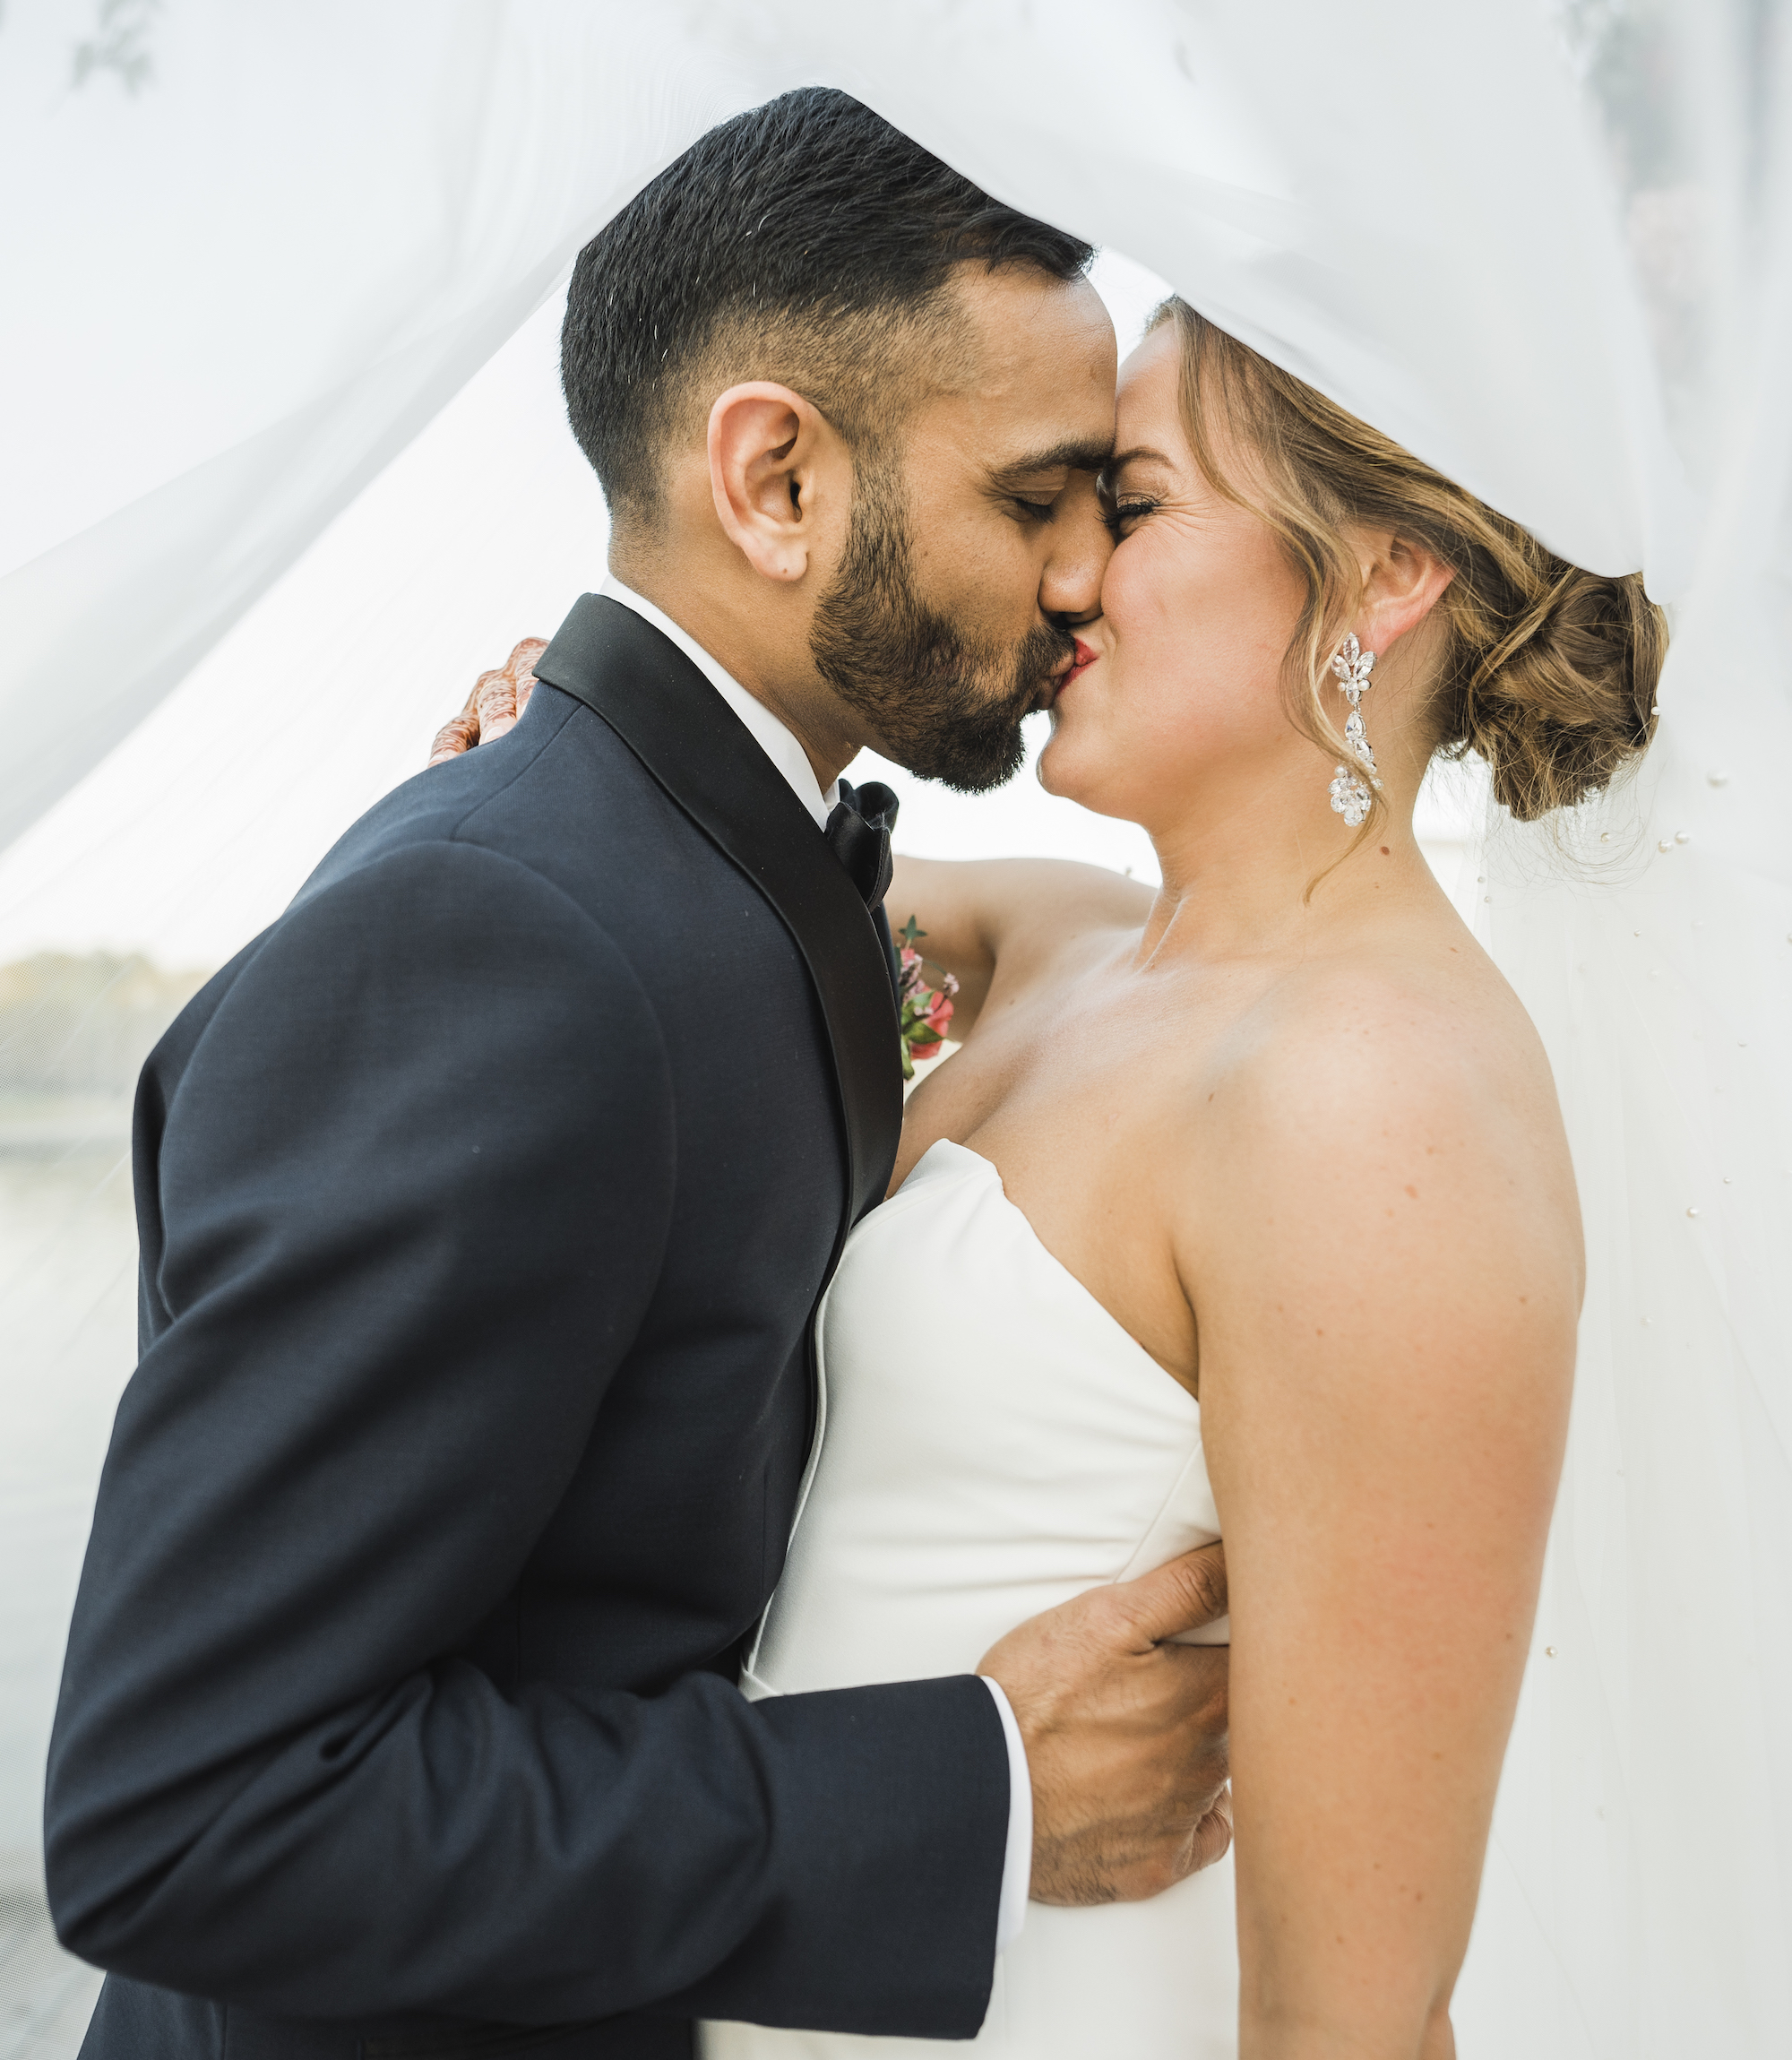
[1151, 298, 1667, 823]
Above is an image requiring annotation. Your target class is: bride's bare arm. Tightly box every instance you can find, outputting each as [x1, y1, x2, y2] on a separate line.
[888, 854, 1151, 1038]
[1184, 974, 1579, 2058]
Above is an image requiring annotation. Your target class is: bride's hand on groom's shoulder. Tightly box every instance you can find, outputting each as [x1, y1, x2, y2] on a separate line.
[978, 1541, 1232, 1909]
[426, 638, 547, 766]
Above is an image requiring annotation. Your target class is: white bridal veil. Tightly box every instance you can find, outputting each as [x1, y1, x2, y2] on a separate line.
[2, 1, 1788, 2052]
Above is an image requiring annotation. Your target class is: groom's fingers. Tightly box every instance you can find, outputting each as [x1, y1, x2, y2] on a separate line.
[981, 1564, 1231, 1905]
[1108, 1542, 1228, 1648]
[1182, 1787, 1234, 1878]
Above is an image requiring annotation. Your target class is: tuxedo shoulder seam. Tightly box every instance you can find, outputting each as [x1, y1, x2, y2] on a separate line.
[232, 836, 677, 1136]
[383, 835, 672, 1062]
[437, 689, 581, 847]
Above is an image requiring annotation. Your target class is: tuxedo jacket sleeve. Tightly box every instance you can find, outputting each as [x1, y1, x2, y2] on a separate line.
[44, 677, 1008, 2040]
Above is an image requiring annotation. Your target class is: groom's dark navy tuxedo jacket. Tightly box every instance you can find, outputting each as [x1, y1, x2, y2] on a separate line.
[45, 599, 1009, 2060]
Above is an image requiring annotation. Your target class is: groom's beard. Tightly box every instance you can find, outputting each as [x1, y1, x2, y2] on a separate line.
[809, 461, 1074, 793]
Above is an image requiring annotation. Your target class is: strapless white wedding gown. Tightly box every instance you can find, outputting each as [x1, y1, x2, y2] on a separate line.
[701, 1140, 1236, 2060]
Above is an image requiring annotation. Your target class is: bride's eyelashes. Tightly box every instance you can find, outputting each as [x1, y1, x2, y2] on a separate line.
[1100, 495, 1161, 538]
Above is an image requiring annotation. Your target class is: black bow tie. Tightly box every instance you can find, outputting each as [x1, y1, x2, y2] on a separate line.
[825, 779, 898, 907]
[825, 779, 901, 1005]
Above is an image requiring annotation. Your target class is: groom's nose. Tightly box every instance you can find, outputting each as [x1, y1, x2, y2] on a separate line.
[1039, 470, 1113, 625]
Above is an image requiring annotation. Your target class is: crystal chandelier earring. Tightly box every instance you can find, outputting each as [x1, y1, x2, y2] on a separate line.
[1326, 633, 1382, 828]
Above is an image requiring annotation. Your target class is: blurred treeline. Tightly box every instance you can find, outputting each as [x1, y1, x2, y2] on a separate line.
[0, 955, 211, 1101]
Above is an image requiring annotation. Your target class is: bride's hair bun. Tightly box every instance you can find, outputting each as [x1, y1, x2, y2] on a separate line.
[1439, 557, 1663, 821]
[1155, 300, 1667, 822]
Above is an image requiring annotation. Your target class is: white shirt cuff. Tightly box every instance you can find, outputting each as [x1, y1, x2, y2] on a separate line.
[981, 1676, 1032, 1954]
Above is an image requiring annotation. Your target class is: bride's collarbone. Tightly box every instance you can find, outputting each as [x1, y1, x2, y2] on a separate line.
[901, 958, 1235, 1220]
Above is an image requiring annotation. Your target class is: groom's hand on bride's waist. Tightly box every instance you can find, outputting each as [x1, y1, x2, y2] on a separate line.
[978, 1542, 1231, 1908]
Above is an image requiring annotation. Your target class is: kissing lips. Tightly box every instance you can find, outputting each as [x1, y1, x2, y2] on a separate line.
[1058, 638, 1098, 697]
[1036, 638, 1098, 713]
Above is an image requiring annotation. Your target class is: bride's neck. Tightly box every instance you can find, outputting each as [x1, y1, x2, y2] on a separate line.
[1133, 771, 1436, 967]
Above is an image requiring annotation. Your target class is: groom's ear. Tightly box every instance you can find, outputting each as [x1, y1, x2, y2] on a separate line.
[707, 382, 844, 584]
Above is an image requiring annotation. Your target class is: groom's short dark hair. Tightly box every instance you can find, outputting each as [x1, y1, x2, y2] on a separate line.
[562, 87, 1093, 530]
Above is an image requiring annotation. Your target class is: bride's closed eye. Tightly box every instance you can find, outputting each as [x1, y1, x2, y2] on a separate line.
[1101, 494, 1160, 538]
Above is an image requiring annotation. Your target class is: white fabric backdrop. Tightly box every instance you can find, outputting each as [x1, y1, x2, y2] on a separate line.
[3, 2, 1787, 2052]
[0, 1, 765, 852]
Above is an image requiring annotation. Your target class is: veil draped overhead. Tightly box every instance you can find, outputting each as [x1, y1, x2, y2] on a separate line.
[3, 3, 1788, 2050]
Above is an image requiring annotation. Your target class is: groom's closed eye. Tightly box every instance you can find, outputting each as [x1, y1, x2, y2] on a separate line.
[989, 470, 1073, 523]
[986, 437, 1114, 518]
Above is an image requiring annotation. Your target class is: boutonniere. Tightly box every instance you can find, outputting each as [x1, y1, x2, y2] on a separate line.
[896, 917, 959, 1080]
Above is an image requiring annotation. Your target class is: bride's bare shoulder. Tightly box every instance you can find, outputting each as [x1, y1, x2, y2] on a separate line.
[1254, 923, 1553, 1102]
[1191, 931, 1581, 1294]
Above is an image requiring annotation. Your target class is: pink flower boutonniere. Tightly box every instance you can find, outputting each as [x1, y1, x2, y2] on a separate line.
[895, 917, 959, 1080]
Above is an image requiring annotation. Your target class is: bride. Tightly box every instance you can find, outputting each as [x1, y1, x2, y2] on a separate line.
[444, 300, 1662, 2057]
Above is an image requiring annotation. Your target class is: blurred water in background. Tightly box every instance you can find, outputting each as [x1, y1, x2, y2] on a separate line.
[0, 964, 201, 2051]
[0, 1144, 134, 1869]
[0, 958, 210, 1877]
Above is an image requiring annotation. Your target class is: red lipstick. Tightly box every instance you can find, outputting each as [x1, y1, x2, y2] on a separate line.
[1038, 637, 1098, 712]
[1061, 638, 1098, 689]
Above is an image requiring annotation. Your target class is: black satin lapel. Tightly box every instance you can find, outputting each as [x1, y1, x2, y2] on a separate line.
[533, 594, 901, 1235]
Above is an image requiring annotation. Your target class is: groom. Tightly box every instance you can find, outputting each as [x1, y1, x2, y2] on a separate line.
[46, 90, 1230, 2059]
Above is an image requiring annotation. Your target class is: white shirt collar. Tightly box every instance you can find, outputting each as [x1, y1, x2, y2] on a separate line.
[595, 576, 840, 831]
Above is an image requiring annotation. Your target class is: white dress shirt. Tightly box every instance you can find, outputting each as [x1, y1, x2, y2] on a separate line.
[595, 576, 1033, 1955]
[594, 577, 840, 827]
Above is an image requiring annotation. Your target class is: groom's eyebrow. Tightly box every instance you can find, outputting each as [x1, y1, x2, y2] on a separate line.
[986, 437, 1114, 487]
